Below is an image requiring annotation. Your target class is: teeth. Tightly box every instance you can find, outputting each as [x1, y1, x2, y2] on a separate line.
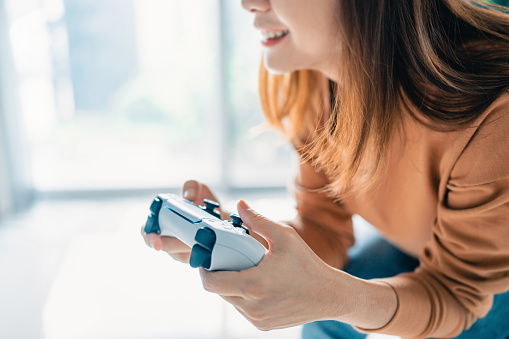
[261, 30, 289, 40]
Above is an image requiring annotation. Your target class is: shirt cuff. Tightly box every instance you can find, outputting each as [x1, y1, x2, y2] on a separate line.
[354, 274, 431, 338]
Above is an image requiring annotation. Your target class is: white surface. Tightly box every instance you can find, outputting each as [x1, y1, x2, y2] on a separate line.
[40, 197, 301, 339]
[0, 196, 301, 339]
[42, 229, 298, 339]
[0, 196, 399, 339]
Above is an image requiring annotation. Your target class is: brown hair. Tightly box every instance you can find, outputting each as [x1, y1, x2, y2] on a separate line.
[259, 0, 509, 199]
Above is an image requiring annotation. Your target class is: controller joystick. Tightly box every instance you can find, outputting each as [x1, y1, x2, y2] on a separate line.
[144, 194, 266, 271]
[230, 214, 242, 227]
[202, 199, 221, 218]
[230, 214, 249, 234]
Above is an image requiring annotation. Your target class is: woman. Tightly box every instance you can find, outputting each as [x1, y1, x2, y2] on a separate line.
[142, 0, 509, 337]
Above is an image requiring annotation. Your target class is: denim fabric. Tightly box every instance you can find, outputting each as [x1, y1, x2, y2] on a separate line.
[301, 222, 509, 339]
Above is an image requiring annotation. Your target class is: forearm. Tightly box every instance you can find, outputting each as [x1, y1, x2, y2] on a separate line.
[286, 216, 349, 269]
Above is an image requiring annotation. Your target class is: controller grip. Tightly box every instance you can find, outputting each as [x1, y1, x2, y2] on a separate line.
[144, 197, 163, 234]
[189, 228, 216, 269]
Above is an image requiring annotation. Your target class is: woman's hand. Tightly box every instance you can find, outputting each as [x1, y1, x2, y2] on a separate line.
[199, 200, 345, 330]
[140, 180, 225, 263]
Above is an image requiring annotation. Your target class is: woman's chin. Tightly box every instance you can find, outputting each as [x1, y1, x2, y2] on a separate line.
[264, 57, 298, 75]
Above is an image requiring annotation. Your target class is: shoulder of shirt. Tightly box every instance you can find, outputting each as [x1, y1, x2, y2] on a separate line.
[446, 90, 509, 187]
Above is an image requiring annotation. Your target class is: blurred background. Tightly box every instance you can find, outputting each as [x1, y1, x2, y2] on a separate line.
[1, 0, 507, 339]
[1, 0, 295, 198]
[0, 1, 300, 338]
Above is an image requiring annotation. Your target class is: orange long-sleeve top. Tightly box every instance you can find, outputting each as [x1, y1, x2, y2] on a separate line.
[288, 91, 509, 338]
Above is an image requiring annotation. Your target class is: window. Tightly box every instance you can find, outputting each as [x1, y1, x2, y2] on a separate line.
[4, 0, 295, 195]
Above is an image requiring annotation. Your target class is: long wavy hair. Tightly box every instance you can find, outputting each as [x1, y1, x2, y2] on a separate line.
[259, 0, 509, 199]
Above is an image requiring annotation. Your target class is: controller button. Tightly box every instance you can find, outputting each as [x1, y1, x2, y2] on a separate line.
[230, 214, 249, 234]
[222, 221, 233, 229]
[204, 199, 219, 209]
[194, 227, 217, 251]
[190, 244, 212, 269]
[203, 199, 221, 218]
[230, 214, 243, 227]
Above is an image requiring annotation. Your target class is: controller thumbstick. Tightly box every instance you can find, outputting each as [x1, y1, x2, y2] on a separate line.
[203, 199, 221, 218]
[230, 214, 243, 227]
[230, 214, 249, 235]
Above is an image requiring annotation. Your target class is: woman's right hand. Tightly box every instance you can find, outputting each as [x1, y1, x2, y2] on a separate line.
[140, 180, 224, 263]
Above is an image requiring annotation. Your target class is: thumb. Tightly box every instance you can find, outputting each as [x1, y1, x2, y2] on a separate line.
[237, 200, 283, 249]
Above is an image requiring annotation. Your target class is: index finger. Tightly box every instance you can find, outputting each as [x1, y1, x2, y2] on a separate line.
[140, 225, 163, 251]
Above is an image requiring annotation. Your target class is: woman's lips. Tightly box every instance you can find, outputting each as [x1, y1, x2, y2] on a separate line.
[260, 30, 289, 47]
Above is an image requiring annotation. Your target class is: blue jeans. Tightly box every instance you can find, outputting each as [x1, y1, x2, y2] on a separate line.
[302, 222, 509, 339]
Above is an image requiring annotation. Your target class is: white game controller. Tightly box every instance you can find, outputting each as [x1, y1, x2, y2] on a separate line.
[144, 194, 266, 271]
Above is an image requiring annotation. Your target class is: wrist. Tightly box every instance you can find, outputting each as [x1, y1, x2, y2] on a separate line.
[325, 271, 398, 330]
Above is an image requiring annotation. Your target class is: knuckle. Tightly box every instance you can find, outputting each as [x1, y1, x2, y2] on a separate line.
[253, 320, 272, 331]
[159, 241, 170, 252]
[201, 277, 214, 293]
[201, 281, 211, 292]
[246, 304, 267, 322]
[183, 179, 198, 187]
[170, 253, 190, 263]
[249, 284, 265, 300]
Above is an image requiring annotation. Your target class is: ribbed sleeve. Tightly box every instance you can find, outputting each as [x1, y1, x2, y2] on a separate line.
[286, 158, 355, 269]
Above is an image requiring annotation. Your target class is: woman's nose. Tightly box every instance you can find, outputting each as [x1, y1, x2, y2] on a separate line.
[241, 0, 270, 13]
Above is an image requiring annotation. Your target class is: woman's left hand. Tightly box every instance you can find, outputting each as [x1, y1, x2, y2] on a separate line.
[199, 200, 344, 331]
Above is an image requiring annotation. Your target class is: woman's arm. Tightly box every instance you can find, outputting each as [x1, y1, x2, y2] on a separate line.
[201, 95, 509, 337]
[284, 158, 355, 269]
[199, 200, 398, 331]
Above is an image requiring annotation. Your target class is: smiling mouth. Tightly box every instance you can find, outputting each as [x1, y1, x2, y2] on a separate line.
[261, 30, 289, 42]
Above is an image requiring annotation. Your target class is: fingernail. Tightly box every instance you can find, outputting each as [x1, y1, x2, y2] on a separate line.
[183, 188, 196, 200]
[148, 240, 155, 249]
[238, 200, 249, 210]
